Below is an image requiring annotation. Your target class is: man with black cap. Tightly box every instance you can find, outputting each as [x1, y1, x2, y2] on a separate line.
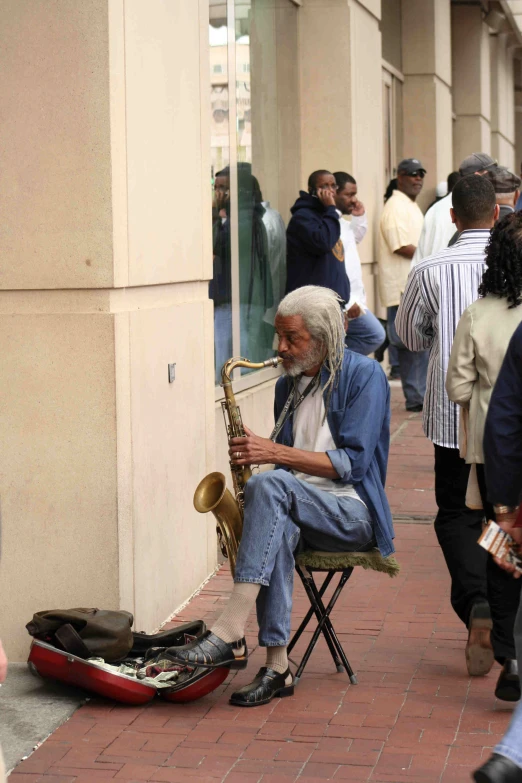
[412, 152, 497, 265]
[378, 158, 428, 412]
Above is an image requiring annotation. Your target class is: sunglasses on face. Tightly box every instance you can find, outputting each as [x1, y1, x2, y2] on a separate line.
[406, 171, 425, 179]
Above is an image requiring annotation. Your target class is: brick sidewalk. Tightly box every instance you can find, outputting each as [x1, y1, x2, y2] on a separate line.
[11, 391, 516, 783]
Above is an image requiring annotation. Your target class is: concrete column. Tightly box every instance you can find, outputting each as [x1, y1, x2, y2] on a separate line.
[490, 33, 516, 169]
[451, 5, 491, 168]
[299, 0, 383, 311]
[0, 0, 216, 659]
[401, 0, 453, 211]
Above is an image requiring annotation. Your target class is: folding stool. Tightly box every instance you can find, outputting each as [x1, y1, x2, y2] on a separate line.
[288, 549, 401, 684]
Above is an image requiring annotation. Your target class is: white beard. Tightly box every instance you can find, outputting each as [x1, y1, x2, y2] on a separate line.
[282, 341, 324, 377]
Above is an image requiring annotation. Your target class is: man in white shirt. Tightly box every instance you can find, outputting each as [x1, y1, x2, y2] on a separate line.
[334, 171, 385, 356]
[412, 153, 496, 266]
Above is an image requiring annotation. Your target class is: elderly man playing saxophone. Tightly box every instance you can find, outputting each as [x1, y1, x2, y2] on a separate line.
[172, 285, 394, 706]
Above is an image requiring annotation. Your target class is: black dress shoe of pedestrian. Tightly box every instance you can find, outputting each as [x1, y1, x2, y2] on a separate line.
[495, 659, 521, 702]
[229, 667, 294, 707]
[406, 404, 423, 413]
[166, 631, 248, 670]
[473, 753, 522, 783]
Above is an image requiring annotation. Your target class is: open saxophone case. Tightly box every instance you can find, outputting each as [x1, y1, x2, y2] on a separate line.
[26, 608, 230, 705]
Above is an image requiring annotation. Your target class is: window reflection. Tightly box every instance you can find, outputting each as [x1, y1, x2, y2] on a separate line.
[210, 6, 231, 383]
[210, 0, 299, 383]
[237, 162, 275, 364]
[211, 167, 232, 381]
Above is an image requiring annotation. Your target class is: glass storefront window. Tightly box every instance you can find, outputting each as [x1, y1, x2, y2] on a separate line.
[210, 2, 232, 383]
[209, 0, 299, 386]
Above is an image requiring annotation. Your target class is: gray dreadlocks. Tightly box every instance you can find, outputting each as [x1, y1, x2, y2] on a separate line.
[276, 285, 345, 407]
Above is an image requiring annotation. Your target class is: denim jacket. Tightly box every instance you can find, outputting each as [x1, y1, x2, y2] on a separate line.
[274, 349, 395, 557]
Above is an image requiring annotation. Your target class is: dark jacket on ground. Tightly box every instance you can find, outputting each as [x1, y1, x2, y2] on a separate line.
[285, 191, 350, 302]
[484, 321, 522, 506]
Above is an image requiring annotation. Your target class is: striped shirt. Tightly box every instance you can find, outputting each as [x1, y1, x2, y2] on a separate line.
[395, 229, 489, 449]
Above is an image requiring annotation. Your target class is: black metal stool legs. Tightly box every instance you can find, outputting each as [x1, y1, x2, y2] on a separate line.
[288, 571, 335, 655]
[289, 565, 357, 685]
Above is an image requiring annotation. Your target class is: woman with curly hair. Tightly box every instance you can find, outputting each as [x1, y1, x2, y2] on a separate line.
[447, 211, 522, 704]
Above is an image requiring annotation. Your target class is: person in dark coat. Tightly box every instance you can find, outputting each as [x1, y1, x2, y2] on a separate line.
[474, 323, 522, 783]
[286, 170, 350, 303]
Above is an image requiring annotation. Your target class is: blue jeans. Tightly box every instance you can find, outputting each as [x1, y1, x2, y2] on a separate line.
[494, 599, 522, 768]
[387, 306, 428, 409]
[346, 310, 386, 356]
[234, 471, 375, 647]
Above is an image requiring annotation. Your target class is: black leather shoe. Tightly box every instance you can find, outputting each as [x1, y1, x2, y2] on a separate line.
[473, 753, 522, 783]
[495, 660, 521, 702]
[166, 631, 248, 670]
[229, 667, 294, 707]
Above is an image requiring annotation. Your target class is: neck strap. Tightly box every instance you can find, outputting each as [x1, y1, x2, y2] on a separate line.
[269, 371, 321, 443]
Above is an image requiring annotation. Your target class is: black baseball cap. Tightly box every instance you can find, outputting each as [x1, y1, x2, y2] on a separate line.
[397, 158, 426, 176]
[459, 153, 497, 177]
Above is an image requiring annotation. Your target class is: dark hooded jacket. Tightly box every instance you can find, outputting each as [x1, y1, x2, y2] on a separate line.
[285, 191, 350, 302]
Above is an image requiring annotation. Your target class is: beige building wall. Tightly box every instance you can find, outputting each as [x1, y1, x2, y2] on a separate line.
[0, 1, 118, 661]
[0, 0, 216, 661]
[401, 0, 453, 211]
[490, 33, 516, 169]
[452, 5, 492, 168]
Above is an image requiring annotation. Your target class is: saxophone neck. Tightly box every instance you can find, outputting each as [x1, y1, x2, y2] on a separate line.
[221, 355, 282, 386]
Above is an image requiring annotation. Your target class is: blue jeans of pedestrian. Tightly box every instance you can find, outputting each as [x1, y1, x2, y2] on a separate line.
[494, 598, 522, 768]
[387, 306, 428, 409]
[234, 470, 375, 647]
[346, 310, 386, 356]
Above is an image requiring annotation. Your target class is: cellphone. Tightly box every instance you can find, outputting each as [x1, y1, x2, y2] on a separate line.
[310, 186, 318, 197]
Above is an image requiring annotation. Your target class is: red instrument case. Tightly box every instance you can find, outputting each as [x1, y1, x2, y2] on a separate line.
[28, 621, 230, 705]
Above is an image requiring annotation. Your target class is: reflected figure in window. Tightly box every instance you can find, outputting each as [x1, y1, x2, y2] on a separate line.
[236, 162, 274, 363]
[211, 169, 232, 383]
[260, 196, 286, 329]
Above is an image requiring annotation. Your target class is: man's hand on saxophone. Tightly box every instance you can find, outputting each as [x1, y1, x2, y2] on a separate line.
[230, 426, 343, 479]
[229, 425, 277, 467]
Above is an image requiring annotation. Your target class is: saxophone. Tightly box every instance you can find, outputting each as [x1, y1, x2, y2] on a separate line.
[193, 355, 282, 577]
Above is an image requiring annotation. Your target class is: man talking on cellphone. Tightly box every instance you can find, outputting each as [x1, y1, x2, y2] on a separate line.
[286, 170, 351, 305]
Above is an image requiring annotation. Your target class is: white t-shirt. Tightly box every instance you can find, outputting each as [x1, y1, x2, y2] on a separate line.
[337, 211, 367, 306]
[292, 377, 364, 502]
